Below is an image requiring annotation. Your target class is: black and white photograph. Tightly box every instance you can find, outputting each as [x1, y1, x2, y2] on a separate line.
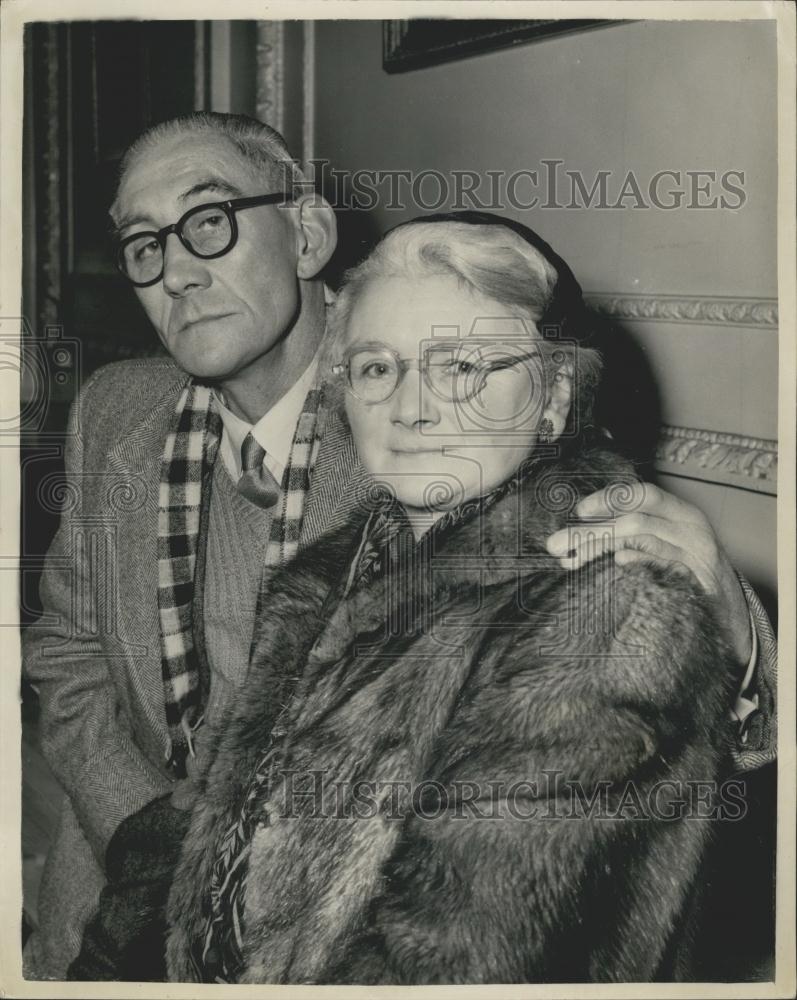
[1, 0, 794, 994]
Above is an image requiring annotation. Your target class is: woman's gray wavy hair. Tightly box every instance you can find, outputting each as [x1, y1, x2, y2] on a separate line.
[323, 218, 601, 433]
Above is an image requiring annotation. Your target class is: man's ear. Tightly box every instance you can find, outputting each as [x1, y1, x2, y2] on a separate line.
[292, 193, 337, 280]
[542, 359, 574, 441]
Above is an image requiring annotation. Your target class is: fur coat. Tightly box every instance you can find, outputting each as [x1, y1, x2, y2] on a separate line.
[165, 441, 735, 984]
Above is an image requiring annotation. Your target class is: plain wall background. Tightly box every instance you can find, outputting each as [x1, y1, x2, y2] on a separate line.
[315, 19, 776, 299]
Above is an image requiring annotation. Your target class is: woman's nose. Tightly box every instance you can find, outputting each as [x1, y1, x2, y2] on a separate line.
[162, 234, 212, 298]
[390, 366, 440, 429]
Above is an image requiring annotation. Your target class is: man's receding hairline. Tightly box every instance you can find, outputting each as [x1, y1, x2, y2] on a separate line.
[120, 127, 262, 185]
[110, 128, 272, 226]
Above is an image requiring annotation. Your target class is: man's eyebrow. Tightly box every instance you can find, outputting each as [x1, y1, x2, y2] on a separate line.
[177, 179, 245, 204]
[111, 211, 154, 239]
[111, 179, 246, 238]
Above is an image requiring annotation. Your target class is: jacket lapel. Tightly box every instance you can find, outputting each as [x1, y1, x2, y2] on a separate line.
[104, 369, 190, 751]
[301, 408, 371, 547]
[106, 368, 190, 479]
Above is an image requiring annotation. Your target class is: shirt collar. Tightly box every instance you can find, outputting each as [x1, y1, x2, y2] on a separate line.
[214, 353, 320, 481]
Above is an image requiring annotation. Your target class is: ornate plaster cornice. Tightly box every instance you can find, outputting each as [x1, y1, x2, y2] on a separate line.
[585, 293, 778, 329]
[655, 425, 777, 494]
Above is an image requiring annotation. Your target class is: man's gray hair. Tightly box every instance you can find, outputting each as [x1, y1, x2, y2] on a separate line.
[111, 111, 309, 220]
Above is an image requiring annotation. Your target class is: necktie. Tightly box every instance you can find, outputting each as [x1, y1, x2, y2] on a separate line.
[236, 432, 281, 509]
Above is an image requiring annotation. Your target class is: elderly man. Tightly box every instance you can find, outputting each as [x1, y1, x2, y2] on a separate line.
[23, 112, 775, 980]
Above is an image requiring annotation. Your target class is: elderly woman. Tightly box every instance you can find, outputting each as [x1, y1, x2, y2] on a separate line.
[152, 212, 734, 984]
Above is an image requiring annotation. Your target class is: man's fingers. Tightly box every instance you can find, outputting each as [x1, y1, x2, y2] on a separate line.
[556, 532, 711, 591]
[572, 481, 706, 525]
[547, 511, 709, 559]
[557, 531, 676, 570]
[571, 481, 652, 520]
[553, 529, 615, 566]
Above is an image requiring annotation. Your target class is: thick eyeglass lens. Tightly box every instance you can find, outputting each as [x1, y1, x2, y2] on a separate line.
[348, 349, 400, 402]
[424, 346, 485, 401]
[120, 235, 162, 285]
[119, 205, 235, 284]
[182, 205, 234, 255]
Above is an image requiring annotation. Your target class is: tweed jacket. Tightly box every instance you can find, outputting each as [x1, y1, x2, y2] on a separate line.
[165, 442, 749, 984]
[22, 357, 368, 979]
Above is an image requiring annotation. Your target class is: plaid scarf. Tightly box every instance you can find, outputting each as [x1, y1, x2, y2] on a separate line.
[157, 380, 324, 775]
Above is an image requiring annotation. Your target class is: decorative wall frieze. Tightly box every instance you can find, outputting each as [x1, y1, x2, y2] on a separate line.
[585, 293, 778, 329]
[655, 424, 777, 495]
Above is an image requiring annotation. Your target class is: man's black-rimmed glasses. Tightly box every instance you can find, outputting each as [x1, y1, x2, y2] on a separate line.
[115, 193, 292, 287]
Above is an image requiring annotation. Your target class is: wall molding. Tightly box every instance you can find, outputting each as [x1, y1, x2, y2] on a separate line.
[36, 23, 65, 333]
[655, 424, 777, 495]
[302, 21, 315, 167]
[585, 293, 778, 329]
[193, 22, 209, 110]
[255, 21, 285, 133]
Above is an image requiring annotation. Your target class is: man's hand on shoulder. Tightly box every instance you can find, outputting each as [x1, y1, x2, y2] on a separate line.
[545, 481, 753, 668]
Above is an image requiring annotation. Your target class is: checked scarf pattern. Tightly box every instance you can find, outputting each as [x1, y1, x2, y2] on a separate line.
[157, 380, 324, 775]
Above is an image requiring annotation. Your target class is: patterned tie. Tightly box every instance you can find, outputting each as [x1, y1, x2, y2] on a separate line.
[236, 431, 281, 509]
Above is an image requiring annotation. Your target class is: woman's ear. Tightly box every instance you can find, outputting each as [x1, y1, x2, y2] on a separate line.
[542, 359, 574, 441]
[293, 193, 338, 279]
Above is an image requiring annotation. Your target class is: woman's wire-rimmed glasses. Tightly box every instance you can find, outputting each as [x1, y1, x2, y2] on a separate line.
[332, 342, 543, 404]
[115, 192, 293, 287]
